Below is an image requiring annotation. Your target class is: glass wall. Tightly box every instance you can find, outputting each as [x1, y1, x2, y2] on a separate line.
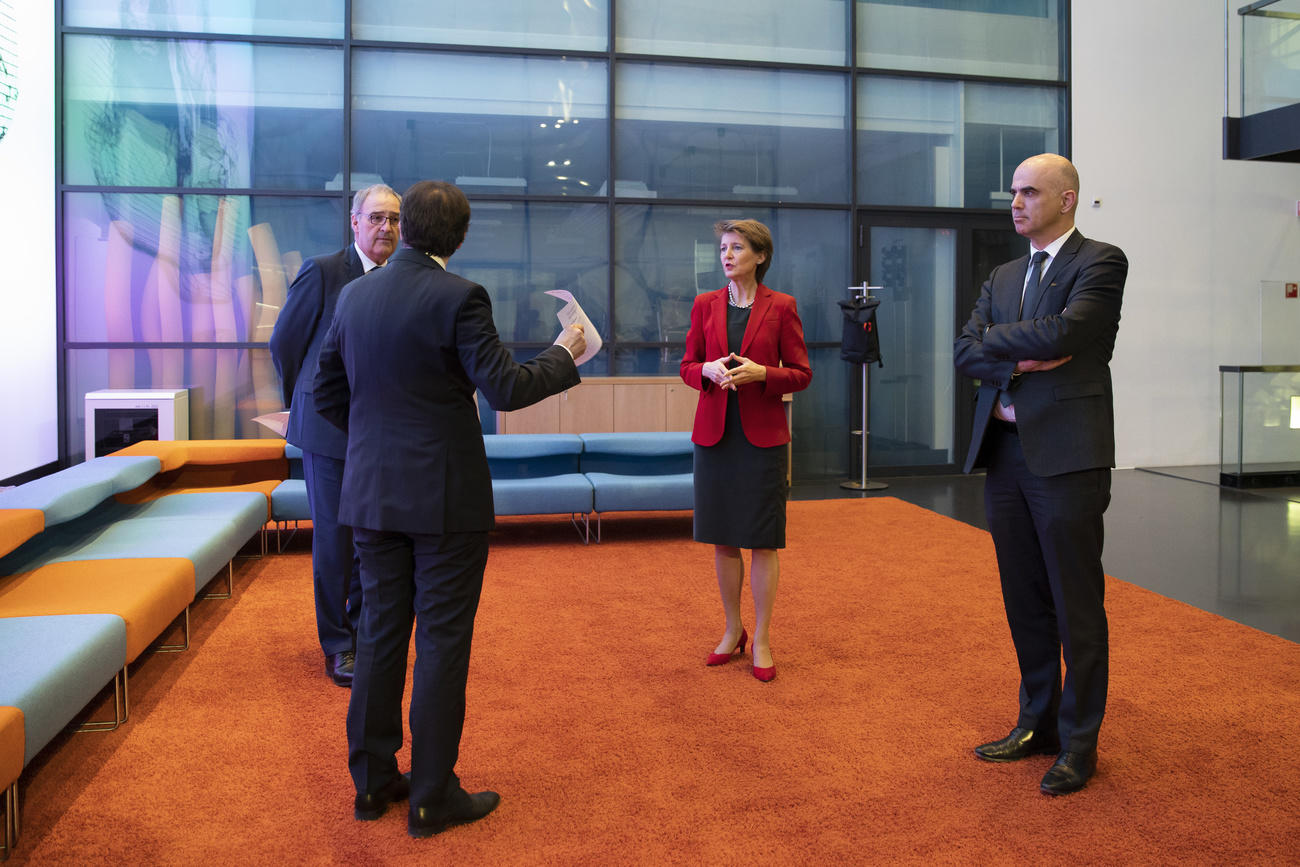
[58, 0, 1067, 477]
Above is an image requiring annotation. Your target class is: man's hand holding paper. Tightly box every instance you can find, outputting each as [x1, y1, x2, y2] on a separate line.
[546, 289, 602, 366]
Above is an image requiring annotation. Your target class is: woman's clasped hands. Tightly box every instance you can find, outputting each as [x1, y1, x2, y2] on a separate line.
[702, 352, 767, 391]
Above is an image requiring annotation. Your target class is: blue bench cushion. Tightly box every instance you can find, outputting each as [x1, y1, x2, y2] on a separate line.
[485, 434, 584, 480]
[0, 614, 127, 765]
[492, 475, 593, 516]
[0, 492, 267, 593]
[578, 433, 694, 475]
[0, 456, 161, 527]
[585, 472, 694, 513]
[271, 480, 310, 522]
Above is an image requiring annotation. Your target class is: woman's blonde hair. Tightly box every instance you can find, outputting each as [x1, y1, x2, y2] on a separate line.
[714, 219, 773, 285]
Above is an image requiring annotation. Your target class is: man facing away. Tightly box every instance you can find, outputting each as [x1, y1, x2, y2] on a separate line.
[954, 153, 1127, 796]
[314, 180, 587, 837]
[269, 183, 402, 687]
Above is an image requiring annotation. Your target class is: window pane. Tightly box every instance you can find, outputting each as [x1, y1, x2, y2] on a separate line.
[352, 51, 608, 198]
[453, 201, 609, 343]
[866, 226, 955, 467]
[64, 192, 346, 343]
[857, 0, 1061, 80]
[857, 76, 1062, 207]
[353, 0, 607, 51]
[63, 0, 344, 38]
[616, 0, 846, 65]
[64, 37, 343, 189]
[612, 205, 850, 344]
[797, 346, 852, 480]
[66, 347, 284, 459]
[616, 64, 849, 203]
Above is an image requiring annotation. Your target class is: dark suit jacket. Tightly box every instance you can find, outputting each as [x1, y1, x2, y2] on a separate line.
[954, 230, 1128, 477]
[268, 245, 366, 459]
[679, 285, 812, 448]
[313, 246, 581, 535]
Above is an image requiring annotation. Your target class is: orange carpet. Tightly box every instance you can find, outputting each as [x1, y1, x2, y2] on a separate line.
[10, 498, 1300, 864]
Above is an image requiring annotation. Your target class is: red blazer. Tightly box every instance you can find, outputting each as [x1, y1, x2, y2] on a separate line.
[679, 284, 812, 448]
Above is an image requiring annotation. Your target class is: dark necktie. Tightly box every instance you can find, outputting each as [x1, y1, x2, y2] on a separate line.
[999, 250, 1050, 408]
[1019, 250, 1049, 319]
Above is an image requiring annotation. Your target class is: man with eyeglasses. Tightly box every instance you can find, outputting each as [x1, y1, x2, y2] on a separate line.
[270, 183, 402, 687]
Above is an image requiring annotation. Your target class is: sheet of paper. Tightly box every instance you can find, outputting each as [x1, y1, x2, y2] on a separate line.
[252, 411, 289, 437]
[545, 289, 602, 366]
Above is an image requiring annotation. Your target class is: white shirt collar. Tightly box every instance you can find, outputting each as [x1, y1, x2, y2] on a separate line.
[354, 243, 383, 273]
[1032, 226, 1076, 262]
[426, 252, 447, 269]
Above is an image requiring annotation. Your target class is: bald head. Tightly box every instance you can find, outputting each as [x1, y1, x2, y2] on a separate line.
[1009, 153, 1080, 247]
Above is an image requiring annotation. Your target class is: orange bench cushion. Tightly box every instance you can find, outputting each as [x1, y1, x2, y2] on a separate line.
[0, 706, 21, 789]
[0, 510, 44, 559]
[115, 475, 283, 520]
[112, 439, 287, 472]
[0, 559, 193, 662]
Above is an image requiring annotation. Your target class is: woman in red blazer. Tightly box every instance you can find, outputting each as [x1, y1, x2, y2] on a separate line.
[680, 219, 812, 682]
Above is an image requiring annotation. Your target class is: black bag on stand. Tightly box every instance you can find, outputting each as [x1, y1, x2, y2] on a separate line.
[838, 296, 883, 367]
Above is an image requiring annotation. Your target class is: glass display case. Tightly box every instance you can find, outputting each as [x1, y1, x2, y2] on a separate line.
[1219, 365, 1300, 487]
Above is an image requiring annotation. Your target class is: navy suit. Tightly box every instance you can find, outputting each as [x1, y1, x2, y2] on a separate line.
[954, 229, 1127, 754]
[314, 246, 580, 817]
[269, 245, 368, 659]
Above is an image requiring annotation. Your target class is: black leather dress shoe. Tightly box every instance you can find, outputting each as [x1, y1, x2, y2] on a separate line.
[1040, 751, 1098, 796]
[974, 726, 1061, 763]
[326, 651, 355, 687]
[408, 790, 501, 839]
[354, 773, 411, 821]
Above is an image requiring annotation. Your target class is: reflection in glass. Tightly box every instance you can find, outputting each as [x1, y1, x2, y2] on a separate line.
[613, 205, 850, 345]
[865, 226, 955, 467]
[66, 347, 284, 459]
[353, 0, 607, 51]
[795, 347, 851, 480]
[616, 0, 846, 65]
[858, 0, 1061, 80]
[857, 77, 1061, 207]
[64, 36, 343, 189]
[454, 201, 609, 343]
[352, 51, 607, 197]
[615, 63, 849, 203]
[63, 0, 345, 38]
[64, 192, 345, 348]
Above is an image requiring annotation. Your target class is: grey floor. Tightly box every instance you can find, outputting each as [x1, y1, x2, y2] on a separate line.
[791, 467, 1300, 643]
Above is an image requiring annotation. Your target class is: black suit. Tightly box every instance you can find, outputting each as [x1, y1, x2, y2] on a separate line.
[268, 245, 367, 658]
[954, 229, 1127, 754]
[314, 246, 580, 817]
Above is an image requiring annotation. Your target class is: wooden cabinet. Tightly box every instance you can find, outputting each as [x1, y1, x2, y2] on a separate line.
[496, 377, 698, 434]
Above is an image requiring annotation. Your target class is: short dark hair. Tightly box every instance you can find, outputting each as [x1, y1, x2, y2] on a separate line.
[714, 219, 774, 285]
[400, 181, 471, 258]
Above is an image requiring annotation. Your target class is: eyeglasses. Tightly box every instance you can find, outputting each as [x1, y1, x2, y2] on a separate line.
[359, 212, 399, 227]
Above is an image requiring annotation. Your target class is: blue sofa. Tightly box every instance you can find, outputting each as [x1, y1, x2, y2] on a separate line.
[481, 431, 694, 542]
[268, 432, 695, 544]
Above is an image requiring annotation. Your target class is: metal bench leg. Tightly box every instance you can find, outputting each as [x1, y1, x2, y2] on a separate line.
[569, 512, 591, 544]
[201, 562, 234, 600]
[154, 606, 191, 653]
[76, 665, 128, 732]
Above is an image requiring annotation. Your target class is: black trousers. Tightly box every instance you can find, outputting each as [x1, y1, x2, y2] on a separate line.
[347, 527, 489, 814]
[983, 422, 1111, 753]
[301, 450, 362, 656]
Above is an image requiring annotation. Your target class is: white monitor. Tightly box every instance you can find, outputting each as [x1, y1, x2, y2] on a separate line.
[84, 389, 189, 460]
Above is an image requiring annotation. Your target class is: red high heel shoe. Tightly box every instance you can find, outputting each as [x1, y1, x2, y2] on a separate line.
[706, 628, 748, 666]
[751, 663, 776, 683]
